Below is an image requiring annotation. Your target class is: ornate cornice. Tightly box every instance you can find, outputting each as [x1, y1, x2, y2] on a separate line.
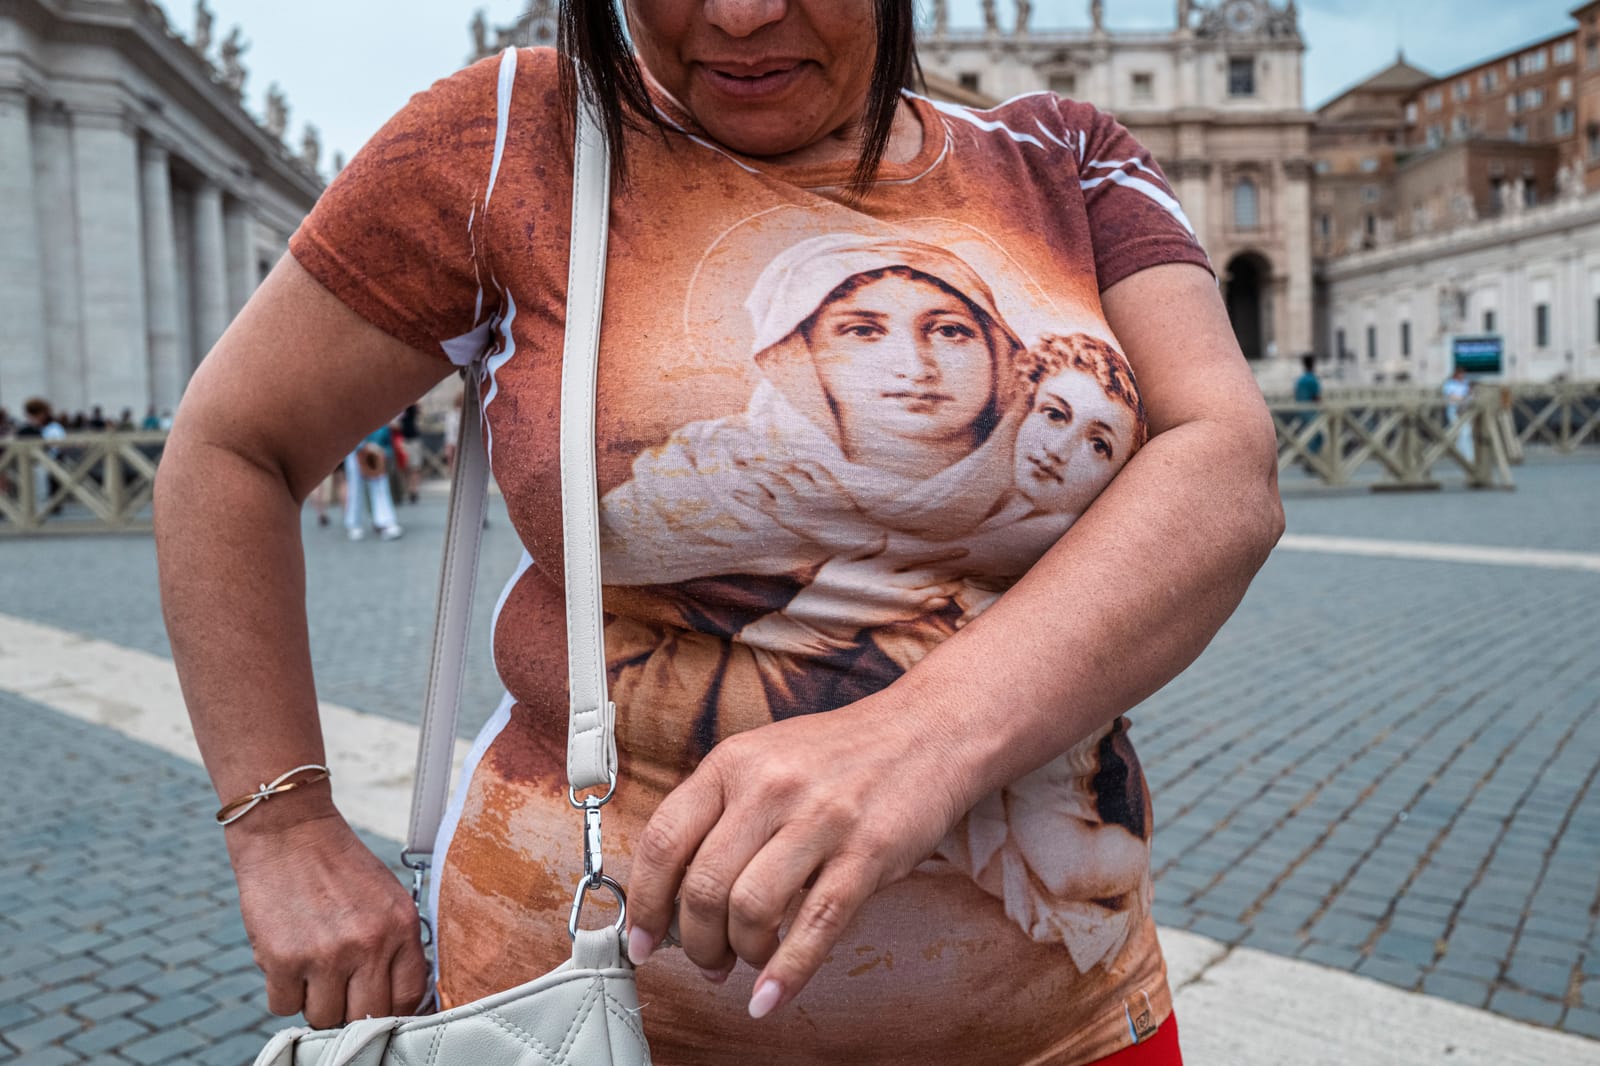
[1168, 158, 1214, 180]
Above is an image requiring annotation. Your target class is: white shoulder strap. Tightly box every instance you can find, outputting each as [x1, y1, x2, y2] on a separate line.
[405, 49, 614, 861]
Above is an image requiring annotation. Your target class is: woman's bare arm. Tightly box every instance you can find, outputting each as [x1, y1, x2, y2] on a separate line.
[155, 255, 454, 1026]
[625, 262, 1285, 1017]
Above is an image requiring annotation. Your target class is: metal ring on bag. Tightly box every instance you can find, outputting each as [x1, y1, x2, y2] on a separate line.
[568, 874, 627, 941]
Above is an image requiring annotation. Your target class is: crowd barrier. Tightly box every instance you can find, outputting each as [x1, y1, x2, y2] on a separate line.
[4, 386, 1594, 533]
[0, 429, 452, 537]
[1266, 380, 1598, 492]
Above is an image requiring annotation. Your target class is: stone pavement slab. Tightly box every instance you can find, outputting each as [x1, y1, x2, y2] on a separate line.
[2, 451, 1598, 1058]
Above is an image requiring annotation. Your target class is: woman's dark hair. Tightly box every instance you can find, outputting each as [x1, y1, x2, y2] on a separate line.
[559, 1, 918, 198]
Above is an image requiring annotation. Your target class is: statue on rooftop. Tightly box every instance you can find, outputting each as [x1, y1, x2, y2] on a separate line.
[301, 125, 322, 174]
[192, 0, 214, 57]
[220, 27, 248, 94]
[471, 10, 489, 58]
[1016, 0, 1032, 34]
[982, 0, 998, 33]
[931, 0, 948, 36]
[265, 84, 289, 141]
[1091, 0, 1105, 32]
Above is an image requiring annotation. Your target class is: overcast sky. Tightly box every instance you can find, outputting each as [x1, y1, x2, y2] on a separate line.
[161, 1, 1576, 171]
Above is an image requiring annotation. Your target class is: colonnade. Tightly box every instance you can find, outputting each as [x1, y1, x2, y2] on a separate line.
[0, 89, 262, 415]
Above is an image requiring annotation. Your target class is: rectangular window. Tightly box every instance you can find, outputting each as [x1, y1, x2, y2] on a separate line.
[1484, 309, 1497, 333]
[1336, 328, 1347, 359]
[1524, 88, 1545, 109]
[1426, 124, 1444, 148]
[958, 72, 981, 92]
[1452, 115, 1470, 138]
[1426, 90, 1444, 111]
[1317, 214, 1331, 238]
[1454, 81, 1471, 101]
[1132, 72, 1154, 102]
[1589, 122, 1600, 161]
[1535, 303, 1551, 348]
[1405, 101, 1419, 123]
[1509, 121, 1528, 142]
[1560, 76, 1574, 100]
[1367, 325, 1378, 361]
[1508, 58, 1519, 79]
[1555, 40, 1576, 64]
[1556, 108, 1576, 136]
[1508, 94, 1521, 114]
[1401, 321, 1412, 357]
[1527, 49, 1548, 73]
[1049, 72, 1078, 97]
[1228, 58, 1256, 97]
[1481, 69, 1499, 92]
[1588, 39, 1600, 71]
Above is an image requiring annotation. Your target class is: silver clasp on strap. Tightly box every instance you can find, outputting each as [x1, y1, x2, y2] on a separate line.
[400, 849, 435, 948]
[568, 874, 628, 941]
[567, 776, 626, 940]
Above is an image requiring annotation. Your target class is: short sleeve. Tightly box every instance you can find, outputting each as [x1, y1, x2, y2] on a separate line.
[1057, 100, 1214, 292]
[289, 56, 503, 362]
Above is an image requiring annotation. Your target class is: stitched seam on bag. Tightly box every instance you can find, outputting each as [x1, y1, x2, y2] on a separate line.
[555, 979, 604, 1060]
[481, 1010, 566, 1065]
[604, 1001, 649, 1049]
[425, 1021, 447, 1066]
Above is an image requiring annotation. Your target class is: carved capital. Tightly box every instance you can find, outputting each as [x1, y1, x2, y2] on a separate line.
[1282, 157, 1315, 180]
[1168, 158, 1214, 181]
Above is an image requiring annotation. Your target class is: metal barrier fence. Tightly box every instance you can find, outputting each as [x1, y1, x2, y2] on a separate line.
[1498, 381, 1600, 460]
[0, 429, 454, 537]
[1266, 381, 1598, 491]
[1268, 391, 1514, 491]
[0, 432, 168, 534]
[5, 386, 1592, 532]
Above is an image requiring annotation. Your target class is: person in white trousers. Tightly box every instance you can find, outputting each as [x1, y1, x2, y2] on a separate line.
[343, 427, 403, 541]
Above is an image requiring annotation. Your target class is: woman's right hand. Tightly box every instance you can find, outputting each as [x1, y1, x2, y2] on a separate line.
[226, 813, 429, 1029]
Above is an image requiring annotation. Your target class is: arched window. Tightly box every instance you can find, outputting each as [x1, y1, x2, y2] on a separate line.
[1234, 178, 1260, 230]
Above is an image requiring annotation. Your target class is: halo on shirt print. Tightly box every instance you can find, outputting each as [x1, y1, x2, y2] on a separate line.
[596, 206, 1154, 976]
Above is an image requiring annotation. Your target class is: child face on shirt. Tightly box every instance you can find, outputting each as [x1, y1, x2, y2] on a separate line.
[1013, 365, 1137, 515]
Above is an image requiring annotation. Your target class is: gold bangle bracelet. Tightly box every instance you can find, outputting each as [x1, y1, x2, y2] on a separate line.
[215, 764, 332, 826]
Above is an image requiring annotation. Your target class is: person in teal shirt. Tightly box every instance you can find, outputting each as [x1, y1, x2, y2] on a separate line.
[1293, 355, 1322, 461]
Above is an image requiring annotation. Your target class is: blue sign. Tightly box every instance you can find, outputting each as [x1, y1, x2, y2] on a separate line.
[1452, 334, 1503, 375]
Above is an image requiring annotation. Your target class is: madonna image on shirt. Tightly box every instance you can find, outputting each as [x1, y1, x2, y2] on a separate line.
[598, 217, 1153, 976]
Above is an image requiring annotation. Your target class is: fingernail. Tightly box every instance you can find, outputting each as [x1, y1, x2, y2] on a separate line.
[627, 927, 657, 966]
[698, 964, 732, 985]
[748, 978, 783, 1019]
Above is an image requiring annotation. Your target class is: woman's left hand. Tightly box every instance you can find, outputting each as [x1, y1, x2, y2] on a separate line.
[624, 691, 972, 1018]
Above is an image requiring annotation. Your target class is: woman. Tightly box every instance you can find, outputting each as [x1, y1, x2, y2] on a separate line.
[599, 233, 1025, 587]
[154, 4, 1283, 1065]
[601, 235, 1022, 755]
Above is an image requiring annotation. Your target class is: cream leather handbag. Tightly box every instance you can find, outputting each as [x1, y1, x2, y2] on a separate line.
[252, 48, 651, 1066]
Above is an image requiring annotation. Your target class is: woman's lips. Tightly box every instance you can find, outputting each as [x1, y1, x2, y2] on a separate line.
[884, 390, 954, 414]
[699, 63, 807, 100]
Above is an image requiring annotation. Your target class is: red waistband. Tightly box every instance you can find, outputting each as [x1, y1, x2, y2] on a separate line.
[1087, 1014, 1181, 1066]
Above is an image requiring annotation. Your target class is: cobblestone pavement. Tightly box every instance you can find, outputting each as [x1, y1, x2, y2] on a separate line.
[0, 689, 404, 1065]
[1, 453, 1598, 1060]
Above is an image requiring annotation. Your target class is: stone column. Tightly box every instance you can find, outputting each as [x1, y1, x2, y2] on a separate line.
[141, 141, 184, 411]
[193, 181, 230, 361]
[224, 198, 255, 317]
[1281, 159, 1315, 363]
[0, 89, 49, 406]
[72, 111, 149, 411]
[34, 108, 84, 409]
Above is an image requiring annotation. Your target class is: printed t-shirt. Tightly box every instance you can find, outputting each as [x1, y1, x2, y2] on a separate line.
[290, 47, 1212, 1066]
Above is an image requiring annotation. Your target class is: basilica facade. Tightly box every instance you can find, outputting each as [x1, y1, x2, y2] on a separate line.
[0, 0, 322, 416]
[470, 1, 1313, 386]
[918, 0, 1314, 384]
